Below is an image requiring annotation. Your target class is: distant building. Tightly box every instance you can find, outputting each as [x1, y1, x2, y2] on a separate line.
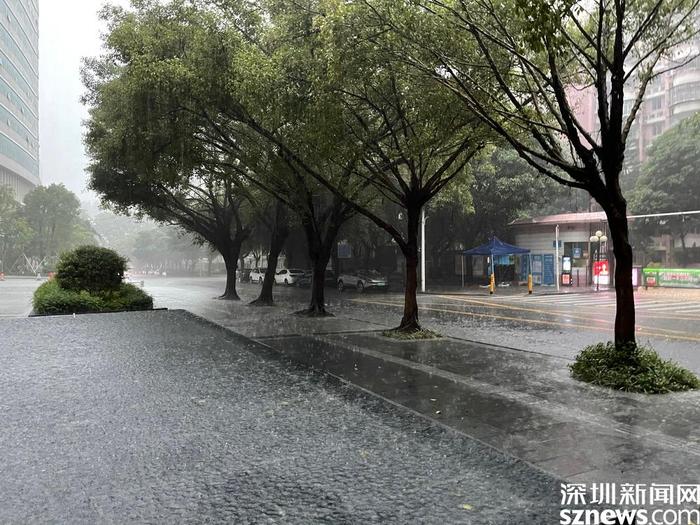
[511, 211, 700, 284]
[0, 0, 39, 201]
[511, 212, 610, 286]
[572, 44, 700, 167]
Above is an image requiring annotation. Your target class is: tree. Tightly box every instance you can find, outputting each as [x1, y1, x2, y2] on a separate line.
[0, 186, 32, 273]
[249, 199, 290, 306]
[83, 7, 257, 300]
[324, 3, 492, 331]
[87, 0, 358, 316]
[374, 0, 700, 345]
[220, 0, 490, 331]
[86, 153, 254, 300]
[632, 113, 700, 264]
[22, 184, 95, 262]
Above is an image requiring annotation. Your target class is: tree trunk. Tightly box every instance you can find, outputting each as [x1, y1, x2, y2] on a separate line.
[296, 224, 336, 317]
[397, 207, 421, 332]
[299, 255, 332, 316]
[220, 250, 240, 300]
[606, 205, 636, 347]
[251, 204, 289, 307]
[218, 233, 248, 300]
[679, 231, 688, 266]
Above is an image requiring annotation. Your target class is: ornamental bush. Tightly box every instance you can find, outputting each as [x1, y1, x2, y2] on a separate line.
[570, 342, 700, 394]
[33, 280, 153, 315]
[56, 245, 127, 293]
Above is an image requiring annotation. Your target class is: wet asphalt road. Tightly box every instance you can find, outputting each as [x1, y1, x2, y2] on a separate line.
[0, 277, 36, 317]
[0, 311, 561, 523]
[138, 277, 700, 373]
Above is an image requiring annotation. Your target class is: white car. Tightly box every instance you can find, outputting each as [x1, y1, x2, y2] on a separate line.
[249, 268, 267, 283]
[274, 268, 306, 285]
[337, 270, 388, 292]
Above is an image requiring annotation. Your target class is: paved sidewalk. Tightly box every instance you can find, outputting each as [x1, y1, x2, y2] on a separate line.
[0, 311, 560, 523]
[143, 283, 699, 484]
[257, 331, 700, 484]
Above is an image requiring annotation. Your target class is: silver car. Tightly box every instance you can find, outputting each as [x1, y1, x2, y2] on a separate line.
[337, 269, 388, 292]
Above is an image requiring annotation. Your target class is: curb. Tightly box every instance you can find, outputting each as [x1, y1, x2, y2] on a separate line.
[28, 307, 167, 318]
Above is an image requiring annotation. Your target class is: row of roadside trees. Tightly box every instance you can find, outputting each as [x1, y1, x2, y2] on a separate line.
[0, 184, 95, 274]
[83, 0, 699, 344]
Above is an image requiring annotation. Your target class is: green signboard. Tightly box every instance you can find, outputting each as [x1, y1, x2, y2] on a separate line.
[642, 268, 700, 289]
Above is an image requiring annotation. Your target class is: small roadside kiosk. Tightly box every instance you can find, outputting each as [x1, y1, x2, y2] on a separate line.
[462, 237, 532, 294]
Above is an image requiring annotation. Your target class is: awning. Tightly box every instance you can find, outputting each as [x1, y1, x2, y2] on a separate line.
[462, 236, 530, 256]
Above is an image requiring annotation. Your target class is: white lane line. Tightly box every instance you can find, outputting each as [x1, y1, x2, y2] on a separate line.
[652, 303, 700, 313]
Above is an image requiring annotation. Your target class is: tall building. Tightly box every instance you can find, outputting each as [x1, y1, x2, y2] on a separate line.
[0, 0, 39, 201]
[624, 54, 700, 166]
[572, 39, 700, 168]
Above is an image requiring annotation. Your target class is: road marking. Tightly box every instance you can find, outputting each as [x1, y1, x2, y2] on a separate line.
[452, 294, 700, 321]
[652, 303, 700, 312]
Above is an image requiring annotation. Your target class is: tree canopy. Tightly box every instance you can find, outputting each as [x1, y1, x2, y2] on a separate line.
[632, 113, 700, 262]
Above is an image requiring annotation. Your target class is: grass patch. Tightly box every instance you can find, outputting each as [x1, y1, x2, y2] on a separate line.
[33, 280, 153, 315]
[381, 328, 443, 340]
[570, 341, 700, 394]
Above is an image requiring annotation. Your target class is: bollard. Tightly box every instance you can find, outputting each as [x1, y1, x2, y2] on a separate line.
[528, 274, 533, 294]
[489, 273, 495, 295]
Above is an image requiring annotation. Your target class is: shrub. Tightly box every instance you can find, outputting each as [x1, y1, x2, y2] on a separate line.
[56, 245, 127, 293]
[100, 284, 154, 311]
[33, 280, 153, 315]
[33, 280, 104, 315]
[570, 342, 700, 394]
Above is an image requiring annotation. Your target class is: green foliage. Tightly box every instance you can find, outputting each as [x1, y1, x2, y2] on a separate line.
[631, 113, 700, 262]
[0, 185, 33, 271]
[56, 245, 128, 293]
[33, 280, 153, 315]
[22, 184, 95, 260]
[570, 342, 700, 394]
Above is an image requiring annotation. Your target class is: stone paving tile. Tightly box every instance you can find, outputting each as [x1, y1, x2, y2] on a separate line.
[0, 311, 560, 524]
[258, 331, 700, 484]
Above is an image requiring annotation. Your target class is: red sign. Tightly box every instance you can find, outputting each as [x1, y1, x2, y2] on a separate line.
[561, 274, 571, 286]
[593, 261, 609, 277]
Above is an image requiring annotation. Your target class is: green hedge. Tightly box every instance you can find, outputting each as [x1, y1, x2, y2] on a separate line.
[33, 280, 153, 315]
[56, 245, 127, 293]
[570, 342, 700, 394]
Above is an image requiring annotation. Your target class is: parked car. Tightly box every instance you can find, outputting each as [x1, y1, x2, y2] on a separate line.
[296, 269, 335, 288]
[249, 268, 267, 283]
[274, 268, 306, 285]
[337, 269, 388, 292]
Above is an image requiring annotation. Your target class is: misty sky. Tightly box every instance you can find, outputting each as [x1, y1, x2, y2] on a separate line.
[39, 0, 129, 201]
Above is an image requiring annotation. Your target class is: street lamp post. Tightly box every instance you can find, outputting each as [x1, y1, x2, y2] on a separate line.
[589, 230, 608, 292]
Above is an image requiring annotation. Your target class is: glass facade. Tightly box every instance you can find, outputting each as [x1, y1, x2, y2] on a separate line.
[0, 0, 38, 201]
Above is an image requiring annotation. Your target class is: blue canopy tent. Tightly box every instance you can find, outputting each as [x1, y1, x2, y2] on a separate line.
[462, 237, 531, 293]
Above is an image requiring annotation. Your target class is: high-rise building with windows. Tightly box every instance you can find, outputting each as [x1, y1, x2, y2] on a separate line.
[571, 39, 700, 168]
[0, 0, 39, 202]
[623, 54, 700, 166]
